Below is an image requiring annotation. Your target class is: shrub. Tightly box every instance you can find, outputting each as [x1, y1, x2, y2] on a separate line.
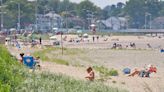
[93, 66, 119, 77]
[0, 45, 25, 92]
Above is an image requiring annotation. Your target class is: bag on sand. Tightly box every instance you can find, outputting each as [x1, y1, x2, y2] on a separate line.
[123, 68, 131, 74]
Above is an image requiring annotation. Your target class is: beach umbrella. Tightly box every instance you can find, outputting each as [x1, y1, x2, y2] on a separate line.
[50, 35, 57, 40]
[90, 24, 96, 27]
[52, 27, 58, 31]
[10, 28, 16, 31]
[5, 37, 10, 41]
[83, 33, 88, 38]
[77, 30, 82, 34]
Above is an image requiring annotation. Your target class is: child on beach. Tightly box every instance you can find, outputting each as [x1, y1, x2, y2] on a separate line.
[85, 67, 95, 81]
[34, 56, 41, 70]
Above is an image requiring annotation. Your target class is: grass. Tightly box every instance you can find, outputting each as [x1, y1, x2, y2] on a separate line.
[93, 66, 119, 78]
[53, 58, 69, 65]
[0, 45, 26, 92]
[32, 47, 84, 65]
[15, 72, 127, 92]
[0, 45, 128, 92]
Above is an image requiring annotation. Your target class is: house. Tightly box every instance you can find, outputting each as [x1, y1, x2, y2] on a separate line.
[45, 12, 63, 29]
[151, 17, 164, 29]
[37, 14, 51, 32]
[97, 17, 128, 30]
[26, 12, 63, 32]
[66, 16, 84, 29]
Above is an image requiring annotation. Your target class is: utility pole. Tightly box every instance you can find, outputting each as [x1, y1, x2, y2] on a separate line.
[149, 14, 152, 29]
[145, 13, 147, 29]
[0, 0, 3, 31]
[35, 0, 38, 32]
[27, 0, 37, 32]
[65, 4, 68, 33]
[17, 3, 21, 32]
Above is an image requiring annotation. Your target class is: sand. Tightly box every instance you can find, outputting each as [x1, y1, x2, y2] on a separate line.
[8, 35, 164, 92]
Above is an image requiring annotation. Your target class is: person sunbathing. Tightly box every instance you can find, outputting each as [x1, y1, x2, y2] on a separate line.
[145, 65, 157, 77]
[85, 67, 95, 81]
[129, 65, 157, 77]
[128, 68, 140, 77]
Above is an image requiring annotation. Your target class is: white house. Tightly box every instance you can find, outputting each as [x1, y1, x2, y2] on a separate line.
[99, 17, 128, 30]
[45, 12, 63, 29]
[27, 12, 63, 32]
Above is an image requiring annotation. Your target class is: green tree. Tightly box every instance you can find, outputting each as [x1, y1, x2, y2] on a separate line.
[77, 0, 100, 18]
[124, 0, 162, 28]
[124, 0, 146, 28]
[4, 0, 35, 28]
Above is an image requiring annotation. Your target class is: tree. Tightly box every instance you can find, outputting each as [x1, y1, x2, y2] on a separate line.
[124, 0, 146, 28]
[77, 0, 100, 18]
[4, 0, 35, 28]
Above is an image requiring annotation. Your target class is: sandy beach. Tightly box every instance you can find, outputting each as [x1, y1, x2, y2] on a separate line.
[8, 35, 164, 92]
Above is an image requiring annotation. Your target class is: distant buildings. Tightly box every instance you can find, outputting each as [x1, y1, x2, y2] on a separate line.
[26, 11, 85, 32]
[36, 14, 51, 32]
[151, 17, 164, 29]
[97, 17, 128, 30]
[66, 16, 84, 29]
[45, 12, 63, 30]
[25, 12, 129, 32]
[26, 12, 62, 32]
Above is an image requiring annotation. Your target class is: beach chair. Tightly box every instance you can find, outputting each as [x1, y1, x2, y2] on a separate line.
[23, 56, 35, 69]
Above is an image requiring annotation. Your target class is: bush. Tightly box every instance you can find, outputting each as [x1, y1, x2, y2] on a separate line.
[0, 45, 25, 92]
[93, 66, 119, 77]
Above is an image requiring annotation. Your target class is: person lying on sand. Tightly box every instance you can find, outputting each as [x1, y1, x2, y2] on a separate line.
[128, 68, 140, 77]
[85, 67, 95, 81]
[129, 65, 157, 77]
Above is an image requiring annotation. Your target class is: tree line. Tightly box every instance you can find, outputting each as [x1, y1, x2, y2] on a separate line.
[1, 0, 164, 29]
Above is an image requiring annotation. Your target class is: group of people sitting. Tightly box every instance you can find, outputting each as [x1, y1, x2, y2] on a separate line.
[112, 42, 136, 49]
[112, 43, 122, 49]
[128, 64, 157, 77]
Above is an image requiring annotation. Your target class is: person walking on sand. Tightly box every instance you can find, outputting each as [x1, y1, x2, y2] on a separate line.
[85, 67, 95, 81]
[97, 36, 99, 42]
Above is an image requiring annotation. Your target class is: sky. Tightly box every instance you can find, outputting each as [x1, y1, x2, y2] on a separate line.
[69, 0, 128, 9]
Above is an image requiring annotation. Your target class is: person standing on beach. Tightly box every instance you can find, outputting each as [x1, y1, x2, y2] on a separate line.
[93, 36, 95, 42]
[97, 36, 99, 42]
[39, 37, 42, 45]
[5, 40, 8, 46]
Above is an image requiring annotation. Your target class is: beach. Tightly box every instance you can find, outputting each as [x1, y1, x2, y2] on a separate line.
[8, 35, 164, 92]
